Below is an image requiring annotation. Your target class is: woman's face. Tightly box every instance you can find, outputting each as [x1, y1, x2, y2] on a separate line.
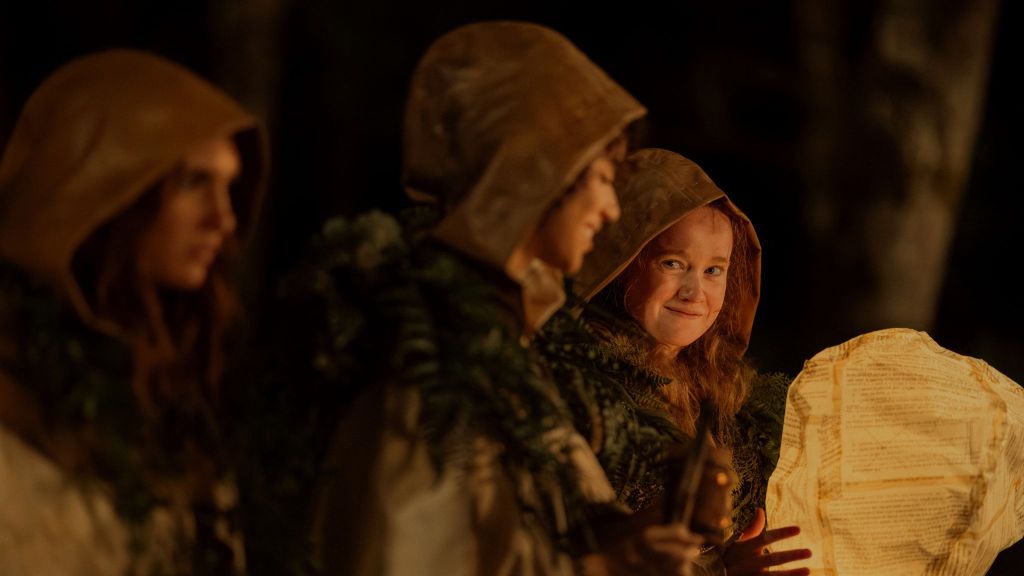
[532, 152, 621, 274]
[137, 136, 241, 290]
[623, 206, 733, 352]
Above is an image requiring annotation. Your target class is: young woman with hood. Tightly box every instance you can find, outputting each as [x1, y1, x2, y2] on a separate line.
[572, 148, 810, 576]
[0, 50, 265, 575]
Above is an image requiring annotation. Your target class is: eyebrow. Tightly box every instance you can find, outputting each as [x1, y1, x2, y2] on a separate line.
[653, 250, 731, 264]
[178, 163, 242, 181]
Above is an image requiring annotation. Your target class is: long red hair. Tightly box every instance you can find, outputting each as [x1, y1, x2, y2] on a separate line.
[69, 169, 242, 496]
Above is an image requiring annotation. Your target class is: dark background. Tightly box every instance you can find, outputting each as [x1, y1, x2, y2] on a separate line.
[2, 1, 1020, 571]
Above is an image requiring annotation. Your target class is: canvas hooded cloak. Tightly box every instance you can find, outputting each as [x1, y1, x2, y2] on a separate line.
[0, 49, 266, 576]
[0, 49, 265, 332]
[404, 20, 645, 331]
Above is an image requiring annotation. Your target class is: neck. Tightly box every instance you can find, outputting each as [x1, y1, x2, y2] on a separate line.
[503, 235, 567, 337]
[505, 235, 541, 282]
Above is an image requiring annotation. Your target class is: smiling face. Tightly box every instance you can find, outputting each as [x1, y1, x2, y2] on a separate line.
[136, 136, 241, 290]
[623, 206, 733, 352]
[532, 152, 622, 275]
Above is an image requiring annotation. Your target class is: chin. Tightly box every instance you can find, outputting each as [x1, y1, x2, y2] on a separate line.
[563, 259, 584, 275]
[162, 269, 210, 291]
[541, 252, 583, 275]
[565, 249, 590, 275]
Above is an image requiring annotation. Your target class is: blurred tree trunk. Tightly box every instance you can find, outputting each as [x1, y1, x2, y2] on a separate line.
[0, 5, 16, 145]
[206, 0, 288, 316]
[796, 0, 1000, 340]
[207, 0, 286, 132]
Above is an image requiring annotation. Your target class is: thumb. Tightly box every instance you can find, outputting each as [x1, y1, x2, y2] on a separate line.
[737, 508, 766, 542]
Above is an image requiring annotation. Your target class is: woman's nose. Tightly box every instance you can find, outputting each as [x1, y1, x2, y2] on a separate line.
[604, 189, 621, 224]
[207, 185, 237, 235]
[676, 273, 703, 301]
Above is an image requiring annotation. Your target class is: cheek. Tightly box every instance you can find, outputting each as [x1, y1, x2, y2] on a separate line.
[624, 270, 665, 322]
[706, 285, 728, 319]
[547, 201, 590, 254]
[565, 180, 604, 218]
[152, 198, 201, 244]
[537, 215, 572, 258]
[559, 197, 589, 229]
[579, 186, 610, 220]
[136, 227, 177, 283]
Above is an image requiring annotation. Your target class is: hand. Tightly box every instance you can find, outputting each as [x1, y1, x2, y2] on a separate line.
[723, 508, 811, 576]
[581, 522, 703, 576]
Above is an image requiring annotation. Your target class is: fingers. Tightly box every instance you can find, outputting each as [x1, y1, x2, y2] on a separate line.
[724, 526, 812, 576]
[635, 524, 703, 575]
[727, 526, 798, 560]
[763, 548, 813, 567]
[766, 568, 811, 576]
[593, 521, 707, 576]
[724, 545, 813, 575]
[758, 524, 802, 547]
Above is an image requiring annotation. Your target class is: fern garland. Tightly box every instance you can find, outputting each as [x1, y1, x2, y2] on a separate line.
[261, 210, 615, 561]
[0, 261, 238, 574]
[730, 371, 790, 530]
[534, 306, 684, 513]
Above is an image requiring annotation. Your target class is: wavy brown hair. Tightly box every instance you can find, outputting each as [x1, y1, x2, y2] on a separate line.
[587, 198, 755, 441]
[70, 165, 242, 498]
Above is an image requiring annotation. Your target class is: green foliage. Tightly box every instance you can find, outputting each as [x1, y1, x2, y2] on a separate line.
[231, 210, 412, 576]
[0, 262, 149, 517]
[730, 371, 791, 531]
[542, 300, 793, 533]
[239, 209, 623, 569]
[0, 261, 235, 574]
[534, 307, 683, 513]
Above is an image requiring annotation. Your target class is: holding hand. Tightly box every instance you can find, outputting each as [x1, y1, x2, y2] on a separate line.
[581, 522, 703, 576]
[723, 508, 811, 576]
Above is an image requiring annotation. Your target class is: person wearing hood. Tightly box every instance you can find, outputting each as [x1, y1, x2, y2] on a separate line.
[308, 22, 703, 576]
[572, 148, 810, 576]
[0, 50, 266, 574]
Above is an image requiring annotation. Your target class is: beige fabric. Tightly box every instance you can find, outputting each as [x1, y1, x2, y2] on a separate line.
[0, 424, 129, 576]
[403, 21, 646, 332]
[574, 148, 762, 348]
[0, 49, 266, 332]
[0, 424, 242, 576]
[315, 384, 616, 576]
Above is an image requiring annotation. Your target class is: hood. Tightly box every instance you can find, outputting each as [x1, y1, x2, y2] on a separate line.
[574, 148, 761, 347]
[402, 21, 646, 330]
[0, 49, 267, 329]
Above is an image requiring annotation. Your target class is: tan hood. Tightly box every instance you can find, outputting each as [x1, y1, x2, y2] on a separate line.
[0, 49, 266, 329]
[574, 148, 762, 347]
[402, 21, 646, 330]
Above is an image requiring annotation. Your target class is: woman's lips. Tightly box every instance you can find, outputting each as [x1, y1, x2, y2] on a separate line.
[664, 306, 702, 318]
[190, 244, 220, 265]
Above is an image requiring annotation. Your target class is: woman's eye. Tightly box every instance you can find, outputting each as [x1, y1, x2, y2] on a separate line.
[660, 259, 682, 270]
[706, 265, 725, 277]
[177, 172, 207, 192]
